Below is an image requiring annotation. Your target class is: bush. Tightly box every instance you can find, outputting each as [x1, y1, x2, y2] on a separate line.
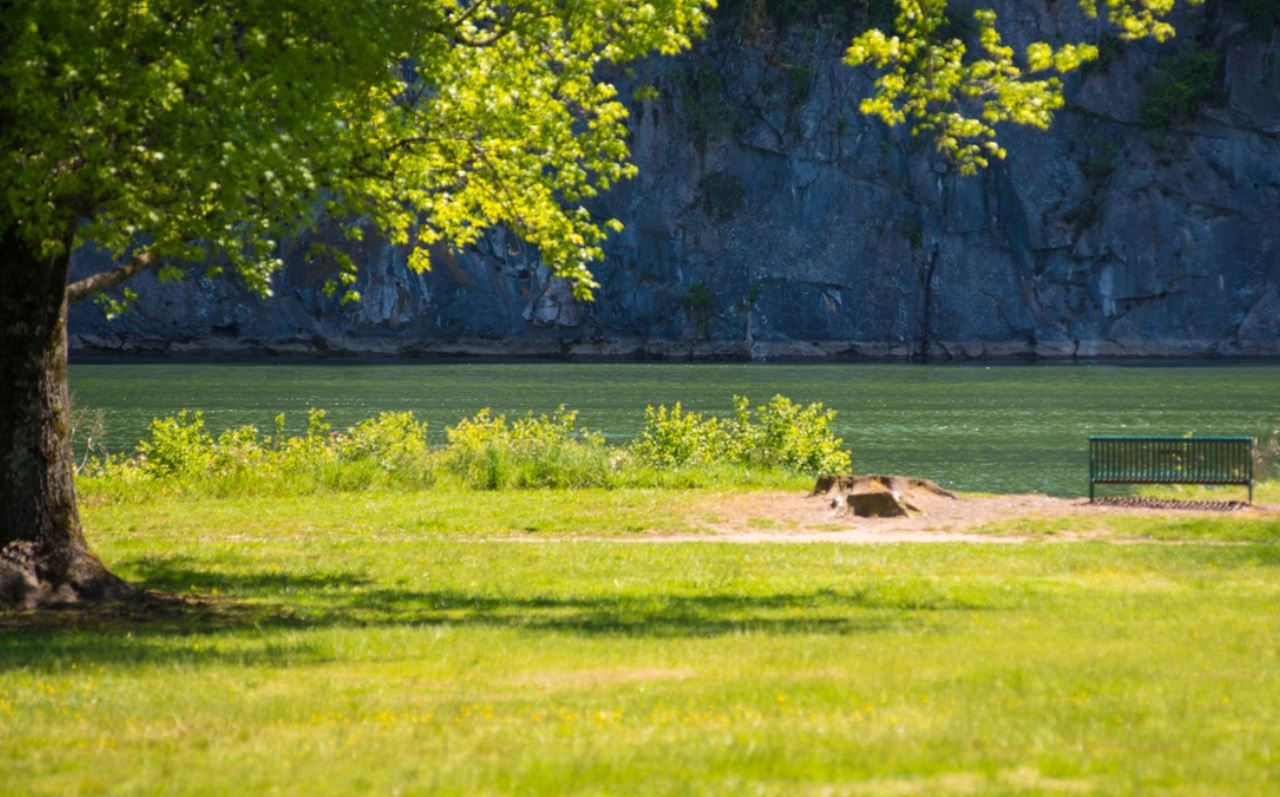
[136, 410, 216, 478]
[680, 62, 741, 139]
[85, 408, 432, 498]
[682, 281, 715, 336]
[631, 395, 850, 475]
[335, 411, 428, 470]
[699, 172, 746, 222]
[631, 403, 733, 469]
[1139, 48, 1220, 130]
[1255, 428, 1280, 481]
[1230, 0, 1279, 31]
[732, 394, 852, 474]
[440, 406, 611, 489]
[79, 395, 852, 502]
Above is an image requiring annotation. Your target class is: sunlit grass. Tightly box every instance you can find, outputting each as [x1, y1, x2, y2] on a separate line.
[2, 491, 1279, 795]
[1130, 480, 1280, 504]
[975, 509, 1280, 543]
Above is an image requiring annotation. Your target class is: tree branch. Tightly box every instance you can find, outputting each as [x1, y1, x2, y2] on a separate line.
[65, 249, 155, 302]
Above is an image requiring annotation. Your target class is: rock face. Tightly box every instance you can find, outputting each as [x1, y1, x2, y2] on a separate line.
[69, 2, 1280, 359]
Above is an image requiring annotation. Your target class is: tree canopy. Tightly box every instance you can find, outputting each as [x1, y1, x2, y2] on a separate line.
[847, 0, 1201, 174]
[1, 0, 1199, 303]
[2, 0, 712, 306]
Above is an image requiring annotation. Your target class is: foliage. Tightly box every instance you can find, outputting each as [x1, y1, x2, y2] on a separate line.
[1083, 34, 1123, 75]
[1066, 136, 1119, 229]
[864, 0, 900, 30]
[1230, 0, 1280, 30]
[1080, 138, 1120, 184]
[1139, 47, 1221, 130]
[681, 281, 716, 336]
[439, 407, 612, 489]
[79, 396, 847, 500]
[721, 0, 891, 34]
[680, 61, 743, 139]
[898, 211, 924, 249]
[135, 410, 216, 479]
[698, 172, 747, 221]
[785, 63, 818, 99]
[1, 0, 714, 303]
[85, 408, 432, 498]
[845, 0, 1202, 174]
[731, 394, 852, 473]
[630, 403, 735, 468]
[337, 411, 430, 471]
[631, 395, 851, 474]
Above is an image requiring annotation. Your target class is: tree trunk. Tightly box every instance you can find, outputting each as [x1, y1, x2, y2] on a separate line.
[0, 229, 131, 608]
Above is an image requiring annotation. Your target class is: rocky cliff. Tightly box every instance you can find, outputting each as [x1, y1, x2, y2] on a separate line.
[69, 0, 1280, 360]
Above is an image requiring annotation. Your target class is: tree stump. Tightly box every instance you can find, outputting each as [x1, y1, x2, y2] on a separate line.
[812, 474, 956, 519]
[847, 491, 918, 518]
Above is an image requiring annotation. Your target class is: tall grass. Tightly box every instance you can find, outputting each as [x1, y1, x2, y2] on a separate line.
[77, 396, 846, 503]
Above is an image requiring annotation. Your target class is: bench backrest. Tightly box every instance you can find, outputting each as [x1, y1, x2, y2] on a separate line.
[1089, 436, 1253, 485]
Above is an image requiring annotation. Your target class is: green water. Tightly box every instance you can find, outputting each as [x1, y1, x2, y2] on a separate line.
[68, 361, 1279, 496]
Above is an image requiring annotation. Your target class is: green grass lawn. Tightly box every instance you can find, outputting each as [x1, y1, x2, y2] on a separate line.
[3, 490, 1279, 796]
[974, 512, 1280, 543]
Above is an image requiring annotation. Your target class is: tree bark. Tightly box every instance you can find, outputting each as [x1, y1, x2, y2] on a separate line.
[0, 228, 131, 608]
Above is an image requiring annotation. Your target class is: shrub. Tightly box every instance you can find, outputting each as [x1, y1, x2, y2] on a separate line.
[335, 411, 429, 470]
[268, 409, 337, 476]
[632, 395, 851, 475]
[1255, 428, 1280, 481]
[631, 403, 733, 468]
[680, 62, 741, 139]
[1230, 0, 1280, 31]
[682, 281, 715, 336]
[136, 410, 216, 478]
[699, 172, 746, 222]
[79, 395, 852, 502]
[732, 394, 852, 474]
[441, 406, 610, 489]
[898, 212, 924, 249]
[1139, 48, 1220, 130]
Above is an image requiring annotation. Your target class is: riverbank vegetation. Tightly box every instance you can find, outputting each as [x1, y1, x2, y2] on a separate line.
[77, 396, 849, 502]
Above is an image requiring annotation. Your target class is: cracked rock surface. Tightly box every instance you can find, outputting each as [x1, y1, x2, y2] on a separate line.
[70, 2, 1280, 360]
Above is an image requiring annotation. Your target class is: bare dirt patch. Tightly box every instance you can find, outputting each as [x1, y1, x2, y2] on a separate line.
[475, 476, 1279, 545]
[679, 485, 1278, 544]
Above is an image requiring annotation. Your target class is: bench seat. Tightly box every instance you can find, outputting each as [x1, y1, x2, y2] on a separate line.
[1088, 435, 1253, 502]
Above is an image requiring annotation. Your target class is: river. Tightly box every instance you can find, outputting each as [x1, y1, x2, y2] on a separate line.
[68, 360, 1280, 496]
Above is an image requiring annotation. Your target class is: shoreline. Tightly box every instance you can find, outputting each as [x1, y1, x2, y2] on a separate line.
[68, 336, 1280, 365]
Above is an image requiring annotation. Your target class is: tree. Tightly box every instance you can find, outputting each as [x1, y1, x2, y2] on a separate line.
[0, 0, 712, 607]
[1, 0, 1193, 607]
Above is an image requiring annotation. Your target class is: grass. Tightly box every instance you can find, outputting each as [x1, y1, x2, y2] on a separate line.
[82, 489, 729, 542]
[1131, 480, 1280, 504]
[3, 489, 1280, 795]
[976, 512, 1280, 543]
[975, 481, 1280, 542]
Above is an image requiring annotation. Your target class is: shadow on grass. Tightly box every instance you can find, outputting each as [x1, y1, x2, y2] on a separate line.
[0, 557, 989, 672]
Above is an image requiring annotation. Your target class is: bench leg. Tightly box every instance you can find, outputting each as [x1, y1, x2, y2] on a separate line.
[1089, 481, 1094, 503]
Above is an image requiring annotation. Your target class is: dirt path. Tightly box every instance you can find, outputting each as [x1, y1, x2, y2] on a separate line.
[673, 490, 1278, 544]
[492, 490, 1279, 545]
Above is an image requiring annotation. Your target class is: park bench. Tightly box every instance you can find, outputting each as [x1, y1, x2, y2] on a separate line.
[1089, 435, 1254, 503]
